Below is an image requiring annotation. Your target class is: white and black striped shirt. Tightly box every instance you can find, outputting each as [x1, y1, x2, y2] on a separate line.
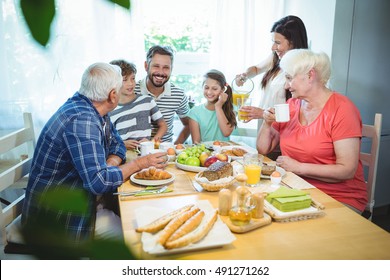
[110, 95, 163, 141]
[135, 78, 189, 142]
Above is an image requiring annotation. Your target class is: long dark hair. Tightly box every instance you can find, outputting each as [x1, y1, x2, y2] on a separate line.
[204, 69, 237, 128]
[261, 15, 308, 100]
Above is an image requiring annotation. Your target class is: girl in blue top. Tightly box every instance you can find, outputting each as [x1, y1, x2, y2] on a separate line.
[187, 69, 237, 144]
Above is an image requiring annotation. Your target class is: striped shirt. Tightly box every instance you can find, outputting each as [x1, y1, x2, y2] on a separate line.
[135, 78, 189, 142]
[22, 93, 126, 244]
[109, 95, 163, 141]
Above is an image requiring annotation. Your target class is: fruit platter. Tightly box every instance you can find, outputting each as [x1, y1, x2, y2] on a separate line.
[175, 144, 230, 172]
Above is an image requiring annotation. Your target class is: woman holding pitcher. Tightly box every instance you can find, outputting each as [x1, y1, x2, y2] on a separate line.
[235, 15, 308, 127]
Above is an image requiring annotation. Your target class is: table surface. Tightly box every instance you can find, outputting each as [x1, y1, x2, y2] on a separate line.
[118, 160, 390, 260]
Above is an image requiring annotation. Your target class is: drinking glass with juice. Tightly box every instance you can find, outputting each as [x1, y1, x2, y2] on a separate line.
[237, 97, 252, 122]
[243, 153, 263, 187]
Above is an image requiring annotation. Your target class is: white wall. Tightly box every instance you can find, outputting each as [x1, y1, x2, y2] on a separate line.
[283, 0, 336, 56]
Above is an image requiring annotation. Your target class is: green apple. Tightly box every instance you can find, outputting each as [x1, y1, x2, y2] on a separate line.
[185, 156, 200, 166]
[177, 152, 188, 164]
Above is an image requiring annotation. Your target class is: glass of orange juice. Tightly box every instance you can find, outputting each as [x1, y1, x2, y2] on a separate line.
[237, 97, 252, 122]
[243, 153, 263, 187]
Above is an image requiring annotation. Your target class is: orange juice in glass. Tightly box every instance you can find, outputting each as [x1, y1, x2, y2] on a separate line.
[233, 92, 249, 106]
[243, 153, 263, 187]
[237, 97, 252, 122]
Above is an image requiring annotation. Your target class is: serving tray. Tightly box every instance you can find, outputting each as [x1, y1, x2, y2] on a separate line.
[220, 213, 272, 233]
[264, 200, 325, 222]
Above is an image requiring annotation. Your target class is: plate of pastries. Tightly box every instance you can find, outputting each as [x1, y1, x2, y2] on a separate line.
[219, 145, 257, 160]
[130, 167, 175, 186]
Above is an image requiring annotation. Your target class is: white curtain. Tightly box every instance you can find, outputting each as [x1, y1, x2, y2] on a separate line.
[0, 0, 144, 131]
[210, 0, 284, 82]
[209, 0, 284, 133]
[0, 0, 285, 134]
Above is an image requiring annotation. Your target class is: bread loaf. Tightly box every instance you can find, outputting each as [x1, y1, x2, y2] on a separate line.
[202, 161, 233, 181]
[135, 204, 194, 233]
[167, 210, 205, 242]
[261, 164, 276, 176]
[164, 210, 218, 249]
[158, 207, 200, 245]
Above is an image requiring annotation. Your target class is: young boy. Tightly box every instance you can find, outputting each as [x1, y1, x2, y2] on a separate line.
[109, 60, 167, 150]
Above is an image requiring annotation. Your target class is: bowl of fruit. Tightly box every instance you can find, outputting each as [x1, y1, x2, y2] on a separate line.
[175, 144, 230, 172]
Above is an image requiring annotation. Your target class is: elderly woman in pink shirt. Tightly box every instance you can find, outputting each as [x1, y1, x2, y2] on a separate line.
[257, 49, 367, 213]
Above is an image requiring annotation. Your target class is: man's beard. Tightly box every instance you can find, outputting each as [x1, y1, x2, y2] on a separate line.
[148, 72, 169, 88]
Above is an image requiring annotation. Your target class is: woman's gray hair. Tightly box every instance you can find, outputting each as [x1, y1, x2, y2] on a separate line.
[280, 49, 331, 85]
[79, 62, 122, 101]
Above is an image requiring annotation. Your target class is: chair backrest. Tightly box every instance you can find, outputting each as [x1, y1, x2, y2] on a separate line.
[360, 113, 382, 219]
[0, 112, 36, 245]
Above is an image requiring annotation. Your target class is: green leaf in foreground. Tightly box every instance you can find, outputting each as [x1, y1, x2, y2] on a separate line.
[20, 0, 55, 47]
[107, 0, 131, 9]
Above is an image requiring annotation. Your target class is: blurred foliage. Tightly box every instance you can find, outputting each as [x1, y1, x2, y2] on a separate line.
[20, 0, 55, 46]
[22, 186, 136, 259]
[20, 0, 131, 47]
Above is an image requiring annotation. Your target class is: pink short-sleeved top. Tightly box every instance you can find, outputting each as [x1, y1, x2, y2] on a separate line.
[272, 92, 367, 211]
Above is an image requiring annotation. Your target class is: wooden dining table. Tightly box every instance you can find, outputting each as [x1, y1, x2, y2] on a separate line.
[118, 153, 390, 260]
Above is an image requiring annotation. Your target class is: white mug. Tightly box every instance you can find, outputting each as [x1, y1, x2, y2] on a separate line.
[274, 103, 290, 123]
[138, 141, 154, 156]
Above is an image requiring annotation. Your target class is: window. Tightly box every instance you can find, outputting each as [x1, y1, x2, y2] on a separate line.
[141, 0, 214, 105]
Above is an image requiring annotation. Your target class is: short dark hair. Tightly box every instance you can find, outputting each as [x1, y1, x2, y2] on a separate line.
[146, 45, 175, 64]
[109, 59, 137, 77]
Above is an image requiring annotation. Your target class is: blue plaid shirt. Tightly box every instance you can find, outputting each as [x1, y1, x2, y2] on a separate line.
[22, 93, 126, 244]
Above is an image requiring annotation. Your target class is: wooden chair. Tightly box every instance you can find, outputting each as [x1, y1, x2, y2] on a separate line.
[361, 113, 382, 220]
[0, 112, 36, 253]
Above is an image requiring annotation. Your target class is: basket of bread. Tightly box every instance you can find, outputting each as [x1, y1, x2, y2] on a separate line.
[194, 161, 235, 191]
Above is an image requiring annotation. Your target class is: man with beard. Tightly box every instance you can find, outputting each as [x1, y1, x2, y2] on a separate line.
[135, 45, 190, 144]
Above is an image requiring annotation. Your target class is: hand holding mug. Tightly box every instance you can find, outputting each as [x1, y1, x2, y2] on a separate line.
[263, 107, 276, 125]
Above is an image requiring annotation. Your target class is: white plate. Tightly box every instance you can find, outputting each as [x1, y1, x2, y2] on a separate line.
[175, 161, 207, 173]
[130, 172, 175, 186]
[135, 200, 236, 255]
[219, 145, 258, 160]
[261, 166, 286, 179]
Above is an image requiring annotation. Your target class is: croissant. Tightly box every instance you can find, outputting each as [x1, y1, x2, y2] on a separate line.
[134, 167, 172, 180]
[232, 148, 247, 156]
